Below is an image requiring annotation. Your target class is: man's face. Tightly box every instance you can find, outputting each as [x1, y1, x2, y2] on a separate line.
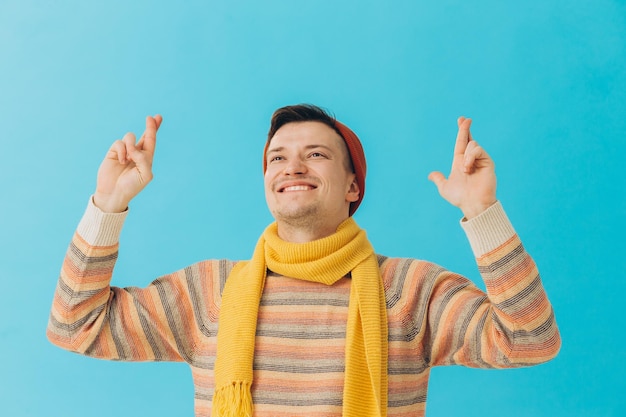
[264, 121, 359, 229]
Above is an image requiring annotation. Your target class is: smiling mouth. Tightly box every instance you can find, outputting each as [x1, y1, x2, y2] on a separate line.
[280, 185, 316, 192]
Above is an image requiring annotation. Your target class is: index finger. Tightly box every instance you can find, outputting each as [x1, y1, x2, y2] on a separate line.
[138, 115, 162, 154]
[453, 116, 472, 156]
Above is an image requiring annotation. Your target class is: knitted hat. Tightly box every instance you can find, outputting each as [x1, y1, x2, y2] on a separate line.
[263, 119, 366, 216]
[333, 120, 366, 216]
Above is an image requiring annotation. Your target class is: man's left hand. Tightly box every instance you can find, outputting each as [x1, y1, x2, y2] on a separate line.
[428, 117, 497, 219]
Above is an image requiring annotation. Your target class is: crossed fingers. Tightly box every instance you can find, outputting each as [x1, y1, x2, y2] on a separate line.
[107, 115, 161, 165]
[453, 116, 488, 174]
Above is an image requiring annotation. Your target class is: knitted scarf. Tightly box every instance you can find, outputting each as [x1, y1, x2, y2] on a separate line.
[212, 218, 388, 417]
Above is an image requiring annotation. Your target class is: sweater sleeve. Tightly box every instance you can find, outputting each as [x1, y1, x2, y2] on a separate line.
[425, 202, 560, 368]
[46, 198, 220, 363]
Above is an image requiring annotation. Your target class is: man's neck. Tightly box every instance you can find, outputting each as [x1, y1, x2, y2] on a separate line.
[276, 219, 345, 243]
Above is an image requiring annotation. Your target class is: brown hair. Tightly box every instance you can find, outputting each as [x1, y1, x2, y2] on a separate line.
[267, 104, 343, 144]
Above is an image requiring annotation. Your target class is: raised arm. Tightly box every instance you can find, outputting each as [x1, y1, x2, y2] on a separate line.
[419, 118, 560, 367]
[47, 115, 196, 362]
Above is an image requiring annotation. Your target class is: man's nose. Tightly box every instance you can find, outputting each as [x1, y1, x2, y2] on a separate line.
[284, 158, 307, 175]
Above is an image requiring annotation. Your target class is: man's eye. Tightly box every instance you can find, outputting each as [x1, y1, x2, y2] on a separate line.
[310, 152, 325, 158]
[270, 156, 284, 162]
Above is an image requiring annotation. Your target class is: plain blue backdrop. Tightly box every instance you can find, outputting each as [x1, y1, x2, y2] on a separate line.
[1, 0, 624, 415]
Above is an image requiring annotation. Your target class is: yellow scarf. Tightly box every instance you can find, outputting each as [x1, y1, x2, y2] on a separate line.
[212, 218, 388, 417]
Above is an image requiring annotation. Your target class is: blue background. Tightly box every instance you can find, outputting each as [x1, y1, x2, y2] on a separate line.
[1, 0, 624, 415]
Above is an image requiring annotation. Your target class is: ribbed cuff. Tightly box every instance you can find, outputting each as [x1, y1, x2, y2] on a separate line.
[460, 201, 516, 257]
[76, 197, 128, 246]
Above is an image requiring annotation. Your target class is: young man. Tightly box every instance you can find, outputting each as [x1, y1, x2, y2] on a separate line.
[48, 104, 561, 417]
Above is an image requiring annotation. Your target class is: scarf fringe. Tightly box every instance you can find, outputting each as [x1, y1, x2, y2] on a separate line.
[212, 381, 253, 417]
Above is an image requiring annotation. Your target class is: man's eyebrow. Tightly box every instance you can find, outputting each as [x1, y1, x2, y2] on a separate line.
[266, 144, 335, 155]
[305, 144, 334, 152]
[266, 146, 285, 155]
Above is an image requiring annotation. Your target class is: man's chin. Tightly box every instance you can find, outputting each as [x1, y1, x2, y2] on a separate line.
[272, 204, 320, 224]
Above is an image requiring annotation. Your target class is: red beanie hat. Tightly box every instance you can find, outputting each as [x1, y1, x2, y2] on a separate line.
[263, 119, 366, 216]
[333, 120, 366, 216]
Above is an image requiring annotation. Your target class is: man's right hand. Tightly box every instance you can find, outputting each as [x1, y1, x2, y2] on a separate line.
[93, 115, 163, 213]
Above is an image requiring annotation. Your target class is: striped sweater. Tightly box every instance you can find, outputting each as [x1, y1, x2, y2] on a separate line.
[47, 200, 561, 416]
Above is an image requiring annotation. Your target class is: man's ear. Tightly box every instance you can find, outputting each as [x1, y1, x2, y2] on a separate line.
[346, 178, 360, 203]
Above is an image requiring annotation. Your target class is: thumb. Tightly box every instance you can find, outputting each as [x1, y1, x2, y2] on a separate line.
[428, 171, 446, 193]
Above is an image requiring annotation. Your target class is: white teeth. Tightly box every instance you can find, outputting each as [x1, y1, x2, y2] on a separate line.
[283, 185, 312, 192]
